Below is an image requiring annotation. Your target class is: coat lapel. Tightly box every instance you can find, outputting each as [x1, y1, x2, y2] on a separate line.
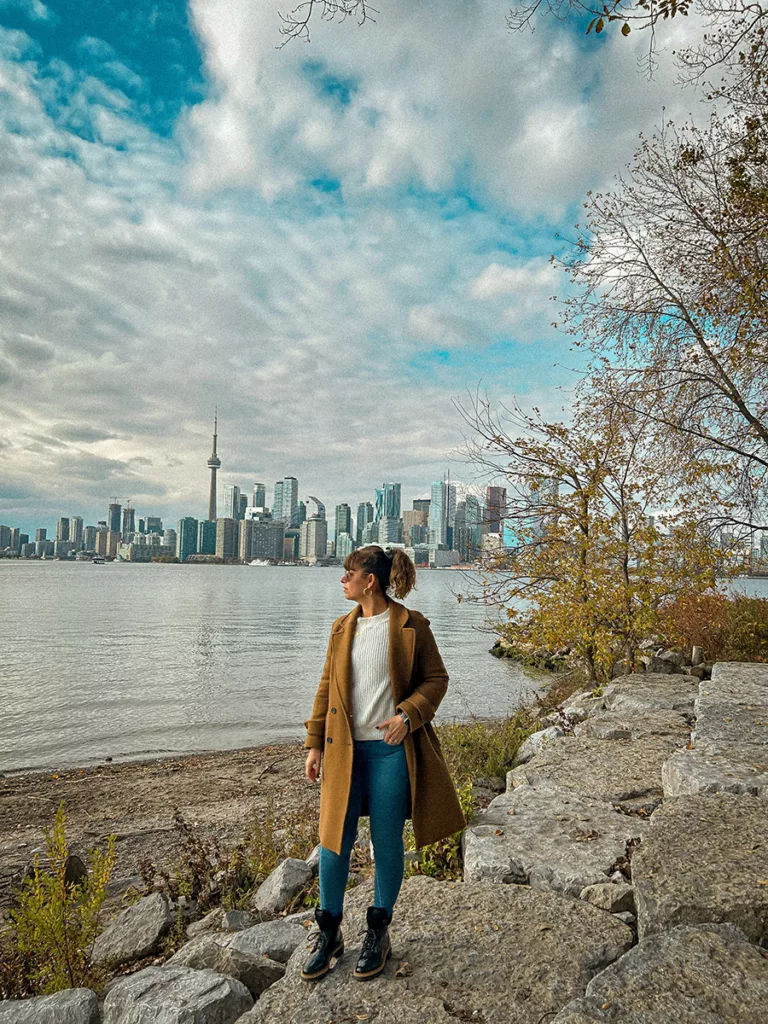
[388, 600, 416, 703]
[331, 604, 361, 717]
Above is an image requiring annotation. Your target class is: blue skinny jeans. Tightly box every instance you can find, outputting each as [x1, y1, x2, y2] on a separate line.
[319, 739, 410, 917]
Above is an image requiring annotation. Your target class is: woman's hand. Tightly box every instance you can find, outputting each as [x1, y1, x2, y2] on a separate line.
[305, 748, 322, 782]
[376, 715, 409, 745]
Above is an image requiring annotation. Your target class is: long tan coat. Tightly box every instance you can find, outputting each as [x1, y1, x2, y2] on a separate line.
[304, 599, 466, 855]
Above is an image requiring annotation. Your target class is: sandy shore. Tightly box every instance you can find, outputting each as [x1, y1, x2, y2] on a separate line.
[0, 742, 317, 914]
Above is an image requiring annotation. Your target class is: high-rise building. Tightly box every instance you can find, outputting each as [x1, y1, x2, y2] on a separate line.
[138, 518, 145, 534]
[336, 531, 355, 561]
[295, 500, 306, 528]
[198, 520, 217, 555]
[486, 486, 507, 534]
[413, 498, 431, 516]
[207, 412, 221, 521]
[465, 495, 484, 559]
[429, 479, 456, 547]
[362, 520, 378, 545]
[239, 517, 285, 561]
[273, 481, 284, 522]
[56, 517, 70, 542]
[300, 514, 328, 563]
[106, 531, 120, 558]
[163, 528, 177, 550]
[453, 501, 468, 561]
[403, 509, 428, 546]
[374, 483, 401, 522]
[216, 518, 237, 560]
[146, 516, 163, 534]
[84, 525, 97, 551]
[282, 477, 299, 526]
[35, 528, 47, 543]
[223, 484, 241, 520]
[238, 493, 248, 520]
[335, 503, 352, 541]
[108, 503, 122, 534]
[305, 495, 326, 520]
[356, 502, 374, 545]
[121, 507, 135, 540]
[378, 517, 402, 544]
[253, 482, 266, 508]
[10, 527, 20, 553]
[177, 518, 198, 563]
[0, 525, 11, 549]
[96, 527, 108, 557]
[70, 516, 84, 551]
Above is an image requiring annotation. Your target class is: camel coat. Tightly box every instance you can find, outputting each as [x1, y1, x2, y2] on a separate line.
[304, 599, 466, 855]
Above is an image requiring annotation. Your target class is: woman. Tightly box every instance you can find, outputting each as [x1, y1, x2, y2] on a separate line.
[302, 545, 466, 982]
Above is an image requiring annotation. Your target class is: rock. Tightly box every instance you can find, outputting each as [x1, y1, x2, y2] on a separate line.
[463, 782, 646, 896]
[657, 649, 689, 668]
[516, 726, 565, 764]
[221, 909, 256, 931]
[227, 913, 314, 964]
[691, 645, 703, 666]
[187, 906, 224, 938]
[246, 877, 632, 1024]
[507, 734, 680, 808]
[167, 934, 285, 997]
[552, 923, 768, 1023]
[93, 892, 173, 965]
[0, 989, 99, 1023]
[693, 673, 768, 755]
[662, 747, 768, 798]
[688, 664, 706, 680]
[102, 966, 252, 1023]
[615, 911, 636, 927]
[602, 673, 700, 715]
[579, 882, 635, 914]
[574, 709, 690, 742]
[632, 793, 768, 943]
[305, 844, 321, 875]
[249, 858, 312, 918]
[562, 691, 604, 725]
[638, 654, 677, 674]
[611, 660, 631, 678]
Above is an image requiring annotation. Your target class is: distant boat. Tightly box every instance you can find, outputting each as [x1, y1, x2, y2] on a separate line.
[92, 556, 106, 564]
[249, 559, 272, 566]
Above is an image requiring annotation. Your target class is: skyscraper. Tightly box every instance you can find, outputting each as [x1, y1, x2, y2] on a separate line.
[56, 517, 70, 542]
[356, 502, 374, 545]
[84, 525, 97, 551]
[374, 483, 401, 521]
[108, 503, 122, 534]
[335, 503, 352, 541]
[216, 518, 237, 560]
[273, 481, 284, 522]
[198, 520, 217, 555]
[121, 507, 135, 540]
[282, 477, 299, 526]
[207, 412, 221, 521]
[238, 493, 248, 520]
[35, 528, 47, 543]
[465, 494, 484, 559]
[70, 516, 84, 551]
[486, 486, 507, 534]
[146, 516, 163, 534]
[429, 479, 456, 547]
[253, 482, 266, 508]
[413, 498, 431, 516]
[223, 484, 241, 521]
[177, 518, 199, 563]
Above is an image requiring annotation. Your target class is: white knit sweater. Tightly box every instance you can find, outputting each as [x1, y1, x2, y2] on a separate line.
[350, 607, 395, 741]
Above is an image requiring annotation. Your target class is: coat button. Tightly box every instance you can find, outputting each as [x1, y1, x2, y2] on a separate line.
[326, 737, 333, 744]
[331, 707, 337, 714]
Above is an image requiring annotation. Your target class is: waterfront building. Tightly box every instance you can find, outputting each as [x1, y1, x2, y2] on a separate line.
[36, 539, 54, 557]
[334, 503, 352, 541]
[300, 514, 328, 563]
[95, 528, 108, 557]
[465, 495, 484, 559]
[108, 503, 122, 534]
[10, 527, 20, 553]
[83, 525, 97, 551]
[163, 528, 177, 551]
[35, 528, 47, 543]
[486, 486, 506, 534]
[362, 520, 378, 545]
[295, 500, 306, 528]
[356, 502, 374, 545]
[244, 518, 285, 561]
[284, 526, 300, 561]
[56, 517, 70, 542]
[146, 516, 163, 534]
[215, 517, 237, 560]
[374, 483, 401, 522]
[305, 495, 326, 520]
[403, 509, 427, 545]
[282, 477, 299, 526]
[0, 525, 11, 549]
[336, 531, 355, 561]
[413, 498, 431, 516]
[107, 531, 120, 558]
[273, 480, 284, 522]
[198, 520, 217, 555]
[71, 516, 84, 551]
[177, 517, 199, 563]
[253, 482, 266, 508]
[207, 412, 221, 521]
[138, 518, 145, 534]
[121, 507, 135, 539]
[223, 484, 241, 520]
[429, 479, 456, 548]
[453, 500, 468, 561]
[378, 516, 402, 544]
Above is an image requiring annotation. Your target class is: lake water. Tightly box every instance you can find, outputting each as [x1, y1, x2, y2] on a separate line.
[0, 562, 536, 774]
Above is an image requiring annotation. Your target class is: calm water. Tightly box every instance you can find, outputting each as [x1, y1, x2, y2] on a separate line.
[0, 562, 535, 774]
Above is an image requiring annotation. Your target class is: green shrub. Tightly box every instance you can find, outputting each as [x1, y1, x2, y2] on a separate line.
[3, 802, 115, 995]
[437, 711, 536, 781]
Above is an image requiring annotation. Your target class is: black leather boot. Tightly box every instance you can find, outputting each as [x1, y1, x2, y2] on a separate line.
[354, 906, 392, 980]
[300, 908, 344, 981]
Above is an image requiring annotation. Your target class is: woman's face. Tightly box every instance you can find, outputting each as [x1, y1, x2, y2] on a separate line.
[340, 565, 375, 603]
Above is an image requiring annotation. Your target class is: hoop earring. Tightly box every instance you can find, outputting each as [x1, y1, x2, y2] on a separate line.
[363, 585, 372, 598]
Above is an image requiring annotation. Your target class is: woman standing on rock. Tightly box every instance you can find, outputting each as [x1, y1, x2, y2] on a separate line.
[302, 545, 465, 982]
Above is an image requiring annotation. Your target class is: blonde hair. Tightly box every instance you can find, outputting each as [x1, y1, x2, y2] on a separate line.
[344, 545, 417, 600]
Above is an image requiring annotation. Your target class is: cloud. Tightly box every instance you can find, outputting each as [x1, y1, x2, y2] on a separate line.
[3, 336, 55, 364]
[0, 0, 52, 23]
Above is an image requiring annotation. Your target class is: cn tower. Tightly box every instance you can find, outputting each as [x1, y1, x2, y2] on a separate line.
[207, 410, 221, 521]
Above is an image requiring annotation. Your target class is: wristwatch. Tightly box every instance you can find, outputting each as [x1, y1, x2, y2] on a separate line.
[398, 711, 411, 731]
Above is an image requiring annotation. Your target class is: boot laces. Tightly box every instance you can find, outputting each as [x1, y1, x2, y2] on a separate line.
[361, 926, 382, 953]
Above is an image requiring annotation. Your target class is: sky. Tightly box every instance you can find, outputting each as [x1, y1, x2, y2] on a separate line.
[0, 0, 706, 535]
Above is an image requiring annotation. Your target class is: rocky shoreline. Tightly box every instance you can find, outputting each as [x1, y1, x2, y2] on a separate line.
[2, 661, 767, 1021]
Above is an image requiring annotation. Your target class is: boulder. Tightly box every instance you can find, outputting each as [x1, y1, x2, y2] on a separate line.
[249, 858, 312, 918]
[662, 747, 768, 799]
[463, 782, 646, 896]
[305, 844, 321, 875]
[552, 923, 768, 1023]
[574, 709, 690, 743]
[507, 734, 679, 808]
[638, 654, 677, 674]
[221, 910, 256, 932]
[562, 691, 604, 725]
[187, 907, 224, 938]
[102, 966, 252, 1023]
[579, 882, 635, 914]
[227, 912, 314, 964]
[0, 989, 99, 1024]
[93, 892, 173, 965]
[657, 649, 690, 668]
[245, 877, 632, 1024]
[602, 673, 700, 715]
[632, 793, 768, 943]
[515, 726, 565, 765]
[167, 934, 285, 997]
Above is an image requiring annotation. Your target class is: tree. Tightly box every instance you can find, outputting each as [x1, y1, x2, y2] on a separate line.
[459, 390, 720, 683]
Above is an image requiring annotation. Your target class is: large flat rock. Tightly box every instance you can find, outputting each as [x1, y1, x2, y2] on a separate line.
[575, 709, 690, 742]
[601, 673, 700, 716]
[507, 734, 679, 807]
[693, 665, 768, 757]
[0, 989, 99, 1024]
[244, 877, 633, 1024]
[553, 922, 768, 1023]
[663, 747, 768, 798]
[463, 782, 646, 896]
[711, 662, 768, 688]
[632, 793, 768, 943]
[102, 965, 252, 1024]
